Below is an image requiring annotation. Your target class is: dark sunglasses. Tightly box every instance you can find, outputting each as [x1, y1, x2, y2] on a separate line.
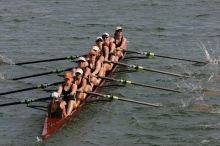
[102, 35, 109, 39]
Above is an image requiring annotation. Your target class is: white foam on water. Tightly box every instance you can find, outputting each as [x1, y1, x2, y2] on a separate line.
[0, 55, 15, 65]
[199, 41, 212, 61]
[35, 136, 42, 142]
[201, 139, 210, 144]
[0, 73, 6, 80]
[207, 73, 214, 82]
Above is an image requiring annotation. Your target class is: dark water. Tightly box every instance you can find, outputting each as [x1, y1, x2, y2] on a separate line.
[1, 0, 220, 145]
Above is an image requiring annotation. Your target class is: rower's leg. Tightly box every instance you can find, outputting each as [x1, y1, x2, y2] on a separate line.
[116, 51, 123, 60]
[60, 101, 67, 117]
[66, 100, 75, 116]
[99, 65, 106, 77]
[91, 76, 98, 87]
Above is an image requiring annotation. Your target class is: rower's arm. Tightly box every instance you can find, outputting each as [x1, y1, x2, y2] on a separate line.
[84, 68, 90, 78]
[57, 85, 63, 97]
[92, 61, 101, 75]
[110, 42, 116, 53]
[120, 37, 127, 49]
[80, 78, 87, 91]
[103, 46, 109, 61]
[116, 37, 127, 51]
[70, 84, 77, 95]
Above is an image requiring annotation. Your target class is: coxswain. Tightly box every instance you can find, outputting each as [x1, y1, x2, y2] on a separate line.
[48, 92, 62, 118]
[57, 72, 77, 117]
[112, 26, 127, 60]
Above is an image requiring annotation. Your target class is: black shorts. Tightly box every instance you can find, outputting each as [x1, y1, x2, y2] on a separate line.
[63, 95, 75, 103]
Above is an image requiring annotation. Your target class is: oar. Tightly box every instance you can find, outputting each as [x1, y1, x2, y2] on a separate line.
[11, 67, 72, 80]
[0, 81, 64, 96]
[15, 55, 80, 65]
[105, 61, 189, 78]
[85, 91, 161, 107]
[0, 97, 50, 107]
[124, 50, 208, 64]
[96, 75, 182, 93]
[203, 89, 220, 95]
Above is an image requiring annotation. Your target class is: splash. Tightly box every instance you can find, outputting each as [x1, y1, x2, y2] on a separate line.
[199, 41, 212, 61]
[0, 73, 5, 80]
[35, 136, 42, 142]
[199, 40, 220, 65]
[0, 55, 15, 65]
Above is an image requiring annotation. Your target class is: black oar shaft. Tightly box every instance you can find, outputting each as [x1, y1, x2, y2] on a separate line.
[85, 92, 161, 107]
[0, 102, 21, 107]
[97, 76, 181, 93]
[12, 72, 54, 80]
[11, 67, 72, 80]
[107, 61, 188, 78]
[118, 97, 160, 107]
[124, 50, 208, 64]
[0, 81, 64, 96]
[15, 55, 79, 65]
[154, 54, 208, 64]
[15, 57, 68, 65]
[0, 97, 51, 107]
[0, 87, 38, 95]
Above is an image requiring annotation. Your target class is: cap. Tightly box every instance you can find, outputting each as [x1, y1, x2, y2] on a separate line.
[78, 56, 86, 62]
[89, 50, 98, 56]
[96, 36, 103, 42]
[51, 92, 59, 98]
[92, 46, 100, 51]
[75, 68, 83, 74]
[64, 72, 73, 79]
[102, 32, 110, 38]
[116, 26, 123, 31]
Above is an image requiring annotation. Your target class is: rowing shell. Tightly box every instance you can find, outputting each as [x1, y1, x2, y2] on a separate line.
[41, 53, 126, 140]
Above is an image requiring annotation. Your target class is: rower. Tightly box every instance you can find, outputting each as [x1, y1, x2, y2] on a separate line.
[102, 32, 117, 72]
[72, 68, 86, 103]
[87, 49, 105, 87]
[112, 26, 127, 60]
[72, 56, 89, 77]
[57, 72, 77, 117]
[72, 62, 94, 106]
[95, 36, 103, 52]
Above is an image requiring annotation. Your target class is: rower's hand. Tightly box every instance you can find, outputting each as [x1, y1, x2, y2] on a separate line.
[91, 73, 96, 77]
[116, 47, 123, 51]
[77, 88, 83, 93]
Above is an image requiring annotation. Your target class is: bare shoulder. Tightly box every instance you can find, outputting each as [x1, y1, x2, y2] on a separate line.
[110, 37, 115, 43]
